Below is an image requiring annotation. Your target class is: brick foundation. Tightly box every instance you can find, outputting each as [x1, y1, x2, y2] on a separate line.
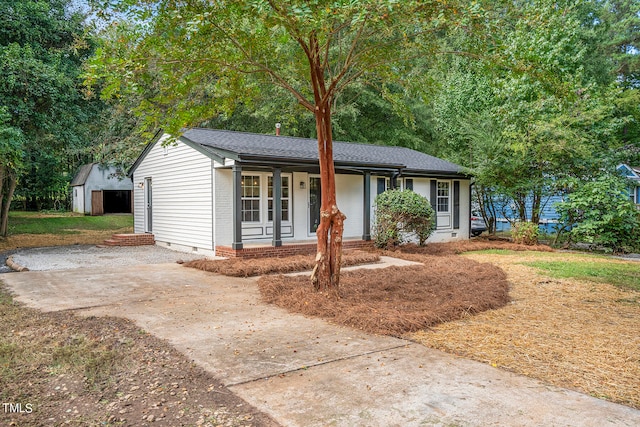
[215, 240, 374, 258]
[102, 233, 155, 246]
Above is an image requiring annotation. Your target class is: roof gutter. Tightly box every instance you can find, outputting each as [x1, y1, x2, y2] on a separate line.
[236, 155, 406, 171]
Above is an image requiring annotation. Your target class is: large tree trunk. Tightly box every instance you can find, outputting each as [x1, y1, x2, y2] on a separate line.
[310, 102, 346, 292]
[0, 173, 17, 237]
[303, 33, 346, 293]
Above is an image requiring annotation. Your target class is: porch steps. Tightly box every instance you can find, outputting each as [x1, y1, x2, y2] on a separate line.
[101, 233, 155, 247]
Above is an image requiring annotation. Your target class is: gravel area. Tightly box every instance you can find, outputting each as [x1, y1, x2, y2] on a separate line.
[8, 245, 209, 271]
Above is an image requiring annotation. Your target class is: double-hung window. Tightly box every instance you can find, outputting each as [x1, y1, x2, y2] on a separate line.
[437, 182, 450, 212]
[268, 176, 290, 221]
[241, 175, 261, 222]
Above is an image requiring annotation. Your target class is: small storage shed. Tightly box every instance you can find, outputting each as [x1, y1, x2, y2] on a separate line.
[71, 163, 133, 215]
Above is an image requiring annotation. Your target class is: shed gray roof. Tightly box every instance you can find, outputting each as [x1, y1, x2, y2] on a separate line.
[70, 163, 95, 186]
[180, 128, 466, 176]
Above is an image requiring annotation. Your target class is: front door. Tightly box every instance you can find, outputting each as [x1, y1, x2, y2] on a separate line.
[309, 177, 321, 235]
[144, 177, 153, 233]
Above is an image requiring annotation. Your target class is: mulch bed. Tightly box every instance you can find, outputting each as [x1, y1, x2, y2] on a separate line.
[185, 239, 551, 336]
[184, 250, 379, 277]
[388, 239, 555, 256]
[257, 257, 510, 336]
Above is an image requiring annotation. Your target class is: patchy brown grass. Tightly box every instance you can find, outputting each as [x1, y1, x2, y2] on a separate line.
[0, 230, 123, 252]
[184, 250, 380, 277]
[0, 287, 278, 426]
[257, 256, 510, 336]
[412, 251, 640, 409]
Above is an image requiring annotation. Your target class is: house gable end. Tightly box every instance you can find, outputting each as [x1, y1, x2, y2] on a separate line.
[618, 164, 640, 180]
[127, 130, 165, 178]
[179, 135, 229, 164]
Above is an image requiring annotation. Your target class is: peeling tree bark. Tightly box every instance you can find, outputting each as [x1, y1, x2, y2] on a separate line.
[306, 33, 347, 292]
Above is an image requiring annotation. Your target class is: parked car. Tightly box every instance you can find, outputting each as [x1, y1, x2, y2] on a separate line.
[471, 213, 487, 237]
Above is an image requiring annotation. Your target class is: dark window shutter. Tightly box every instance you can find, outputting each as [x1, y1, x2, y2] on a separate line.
[405, 178, 413, 191]
[377, 178, 386, 195]
[430, 180, 437, 227]
[453, 181, 460, 229]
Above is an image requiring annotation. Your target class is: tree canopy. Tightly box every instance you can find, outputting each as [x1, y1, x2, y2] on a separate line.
[0, 0, 106, 234]
[87, 0, 499, 290]
[426, 0, 640, 232]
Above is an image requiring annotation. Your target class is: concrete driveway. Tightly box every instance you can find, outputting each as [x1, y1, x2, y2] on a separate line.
[2, 251, 640, 426]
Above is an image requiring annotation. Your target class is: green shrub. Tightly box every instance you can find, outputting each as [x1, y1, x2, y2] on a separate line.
[373, 189, 436, 248]
[554, 175, 640, 253]
[511, 221, 539, 245]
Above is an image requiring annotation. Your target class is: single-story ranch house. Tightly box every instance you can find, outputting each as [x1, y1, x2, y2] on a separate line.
[128, 128, 471, 257]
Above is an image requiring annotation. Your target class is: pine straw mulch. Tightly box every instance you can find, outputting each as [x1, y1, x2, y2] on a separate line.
[411, 250, 640, 409]
[390, 238, 555, 257]
[183, 249, 380, 277]
[257, 257, 510, 336]
[187, 238, 640, 408]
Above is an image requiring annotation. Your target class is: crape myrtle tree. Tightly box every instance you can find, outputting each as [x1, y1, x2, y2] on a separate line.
[87, 0, 494, 291]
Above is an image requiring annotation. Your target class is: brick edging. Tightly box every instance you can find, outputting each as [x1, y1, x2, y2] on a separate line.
[216, 240, 373, 259]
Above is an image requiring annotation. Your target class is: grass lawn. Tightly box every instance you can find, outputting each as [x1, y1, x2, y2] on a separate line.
[7, 211, 133, 235]
[0, 211, 134, 251]
[524, 259, 640, 290]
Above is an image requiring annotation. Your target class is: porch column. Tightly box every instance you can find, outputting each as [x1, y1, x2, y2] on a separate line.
[272, 167, 282, 247]
[232, 164, 243, 250]
[362, 171, 371, 241]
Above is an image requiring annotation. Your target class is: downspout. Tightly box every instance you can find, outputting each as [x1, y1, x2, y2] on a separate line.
[211, 159, 216, 256]
[391, 170, 401, 190]
[469, 179, 474, 239]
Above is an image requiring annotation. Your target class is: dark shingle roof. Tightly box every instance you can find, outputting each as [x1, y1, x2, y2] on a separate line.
[70, 163, 95, 186]
[181, 128, 465, 176]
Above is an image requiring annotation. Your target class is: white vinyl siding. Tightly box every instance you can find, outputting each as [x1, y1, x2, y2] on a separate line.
[132, 137, 213, 250]
[335, 174, 364, 238]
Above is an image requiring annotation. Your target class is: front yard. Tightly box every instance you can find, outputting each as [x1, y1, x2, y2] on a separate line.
[2, 214, 638, 414]
[190, 240, 639, 409]
[412, 249, 640, 409]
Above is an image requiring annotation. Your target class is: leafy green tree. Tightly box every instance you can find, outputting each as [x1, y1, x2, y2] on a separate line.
[428, 0, 636, 231]
[373, 189, 435, 248]
[0, 108, 25, 236]
[205, 83, 436, 153]
[0, 0, 104, 221]
[554, 174, 640, 253]
[87, 0, 493, 291]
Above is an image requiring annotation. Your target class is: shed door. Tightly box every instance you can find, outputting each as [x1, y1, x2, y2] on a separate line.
[91, 190, 104, 216]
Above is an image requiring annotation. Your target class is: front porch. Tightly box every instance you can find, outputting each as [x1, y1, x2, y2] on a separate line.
[216, 238, 374, 258]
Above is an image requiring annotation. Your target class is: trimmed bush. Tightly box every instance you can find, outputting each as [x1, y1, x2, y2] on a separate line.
[373, 189, 436, 248]
[512, 221, 539, 245]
